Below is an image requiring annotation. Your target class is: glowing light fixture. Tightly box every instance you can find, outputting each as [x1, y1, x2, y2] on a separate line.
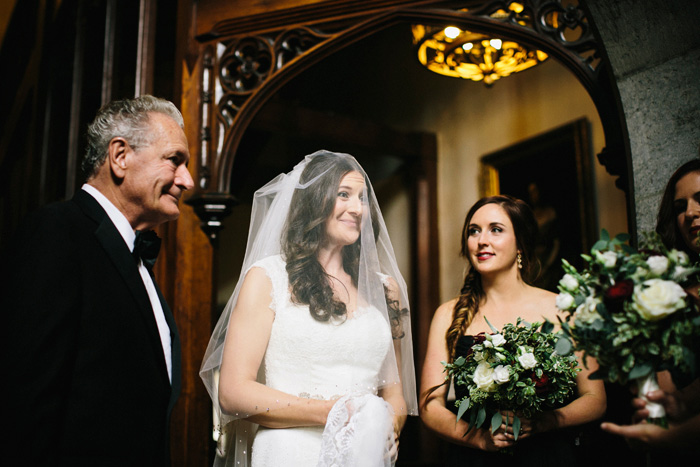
[412, 4, 549, 86]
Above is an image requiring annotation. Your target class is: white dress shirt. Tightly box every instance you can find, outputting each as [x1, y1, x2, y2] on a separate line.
[82, 184, 173, 383]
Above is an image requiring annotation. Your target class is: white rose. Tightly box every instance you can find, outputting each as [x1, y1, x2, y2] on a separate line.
[473, 350, 486, 363]
[646, 256, 669, 275]
[595, 250, 618, 268]
[671, 250, 690, 266]
[632, 279, 687, 321]
[492, 365, 511, 385]
[560, 274, 579, 292]
[575, 296, 602, 324]
[518, 350, 538, 369]
[473, 362, 497, 392]
[556, 292, 575, 310]
[490, 334, 506, 347]
[673, 265, 690, 281]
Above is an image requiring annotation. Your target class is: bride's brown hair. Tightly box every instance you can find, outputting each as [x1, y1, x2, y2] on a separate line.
[283, 152, 385, 324]
[445, 195, 540, 362]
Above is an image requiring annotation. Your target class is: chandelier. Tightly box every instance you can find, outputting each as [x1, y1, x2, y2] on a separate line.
[412, 24, 548, 86]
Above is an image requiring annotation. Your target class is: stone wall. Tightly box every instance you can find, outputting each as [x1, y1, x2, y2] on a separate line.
[584, 0, 700, 233]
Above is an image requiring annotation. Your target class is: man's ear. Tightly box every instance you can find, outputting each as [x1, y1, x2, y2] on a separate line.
[108, 137, 129, 180]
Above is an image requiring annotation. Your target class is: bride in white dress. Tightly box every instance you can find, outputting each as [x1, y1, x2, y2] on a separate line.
[200, 151, 418, 467]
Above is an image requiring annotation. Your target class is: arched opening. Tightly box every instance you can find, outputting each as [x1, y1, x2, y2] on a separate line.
[188, 2, 632, 464]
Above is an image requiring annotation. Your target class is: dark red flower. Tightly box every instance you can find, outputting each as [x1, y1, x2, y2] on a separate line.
[466, 333, 487, 360]
[605, 279, 634, 301]
[531, 373, 550, 394]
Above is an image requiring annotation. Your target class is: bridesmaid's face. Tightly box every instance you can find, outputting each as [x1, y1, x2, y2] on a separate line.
[674, 170, 700, 254]
[466, 204, 519, 276]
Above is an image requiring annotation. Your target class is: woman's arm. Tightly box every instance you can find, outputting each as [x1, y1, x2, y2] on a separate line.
[218, 267, 334, 428]
[601, 412, 700, 450]
[419, 301, 513, 452]
[531, 351, 607, 434]
[380, 277, 410, 435]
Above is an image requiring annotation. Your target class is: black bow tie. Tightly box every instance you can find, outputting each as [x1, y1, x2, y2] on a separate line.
[133, 230, 161, 271]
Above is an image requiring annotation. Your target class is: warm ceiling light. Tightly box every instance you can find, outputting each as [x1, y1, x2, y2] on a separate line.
[444, 26, 462, 39]
[412, 24, 548, 86]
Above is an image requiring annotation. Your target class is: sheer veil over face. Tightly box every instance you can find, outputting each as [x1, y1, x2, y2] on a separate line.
[200, 150, 417, 466]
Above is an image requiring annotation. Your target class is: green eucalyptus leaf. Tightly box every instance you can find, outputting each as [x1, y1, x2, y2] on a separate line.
[592, 240, 608, 251]
[555, 337, 573, 355]
[456, 398, 469, 422]
[621, 244, 636, 255]
[513, 415, 521, 441]
[476, 407, 486, 429]
[490, 412, 502, 434]
[629, 362, 654, 380]
[484, 316, 499, 334]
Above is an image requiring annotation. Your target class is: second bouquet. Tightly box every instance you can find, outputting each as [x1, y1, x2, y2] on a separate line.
[444, 318, 580, 440]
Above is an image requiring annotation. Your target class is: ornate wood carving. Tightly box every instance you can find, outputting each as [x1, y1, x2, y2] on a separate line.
[188, 0, 627, 240]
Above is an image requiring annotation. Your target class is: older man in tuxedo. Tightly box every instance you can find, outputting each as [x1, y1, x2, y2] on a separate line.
[1, 95, 194, 466]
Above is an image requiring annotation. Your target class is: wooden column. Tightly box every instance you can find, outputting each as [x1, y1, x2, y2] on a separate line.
[156, 45, 214, 466]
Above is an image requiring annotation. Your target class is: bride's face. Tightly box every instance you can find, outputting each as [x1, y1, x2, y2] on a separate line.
[325, 171, 365, 248]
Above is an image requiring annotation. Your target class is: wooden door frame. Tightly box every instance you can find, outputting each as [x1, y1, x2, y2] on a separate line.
[171, 1, 629, 464]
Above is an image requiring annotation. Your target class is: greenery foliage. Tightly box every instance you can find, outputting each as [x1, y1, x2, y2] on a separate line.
[554, 230, 700, 384]
[444, 318, 580, 440]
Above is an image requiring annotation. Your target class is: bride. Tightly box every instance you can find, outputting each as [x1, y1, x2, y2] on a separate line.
[200, 150, 417, 466]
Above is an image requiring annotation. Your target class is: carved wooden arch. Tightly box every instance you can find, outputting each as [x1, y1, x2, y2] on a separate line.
[187, 0, 628, 237]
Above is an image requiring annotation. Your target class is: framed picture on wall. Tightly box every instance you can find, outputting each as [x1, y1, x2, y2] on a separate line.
[479, 118, 597, 292]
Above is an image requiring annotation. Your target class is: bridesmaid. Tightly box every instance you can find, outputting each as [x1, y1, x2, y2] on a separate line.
[420, 195, 606, 466]
[601, 158, 700, 452]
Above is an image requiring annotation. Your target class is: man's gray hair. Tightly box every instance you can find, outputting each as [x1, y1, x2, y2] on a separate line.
[82, 95, 184, 180]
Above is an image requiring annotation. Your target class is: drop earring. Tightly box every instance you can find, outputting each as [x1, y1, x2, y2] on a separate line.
[517, 251, 523, 269]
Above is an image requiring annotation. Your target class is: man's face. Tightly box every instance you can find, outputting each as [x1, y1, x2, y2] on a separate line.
[122, 113, 193, 230]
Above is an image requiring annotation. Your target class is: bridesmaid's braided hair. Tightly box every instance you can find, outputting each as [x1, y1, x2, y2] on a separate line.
[445, 195, 540, 362]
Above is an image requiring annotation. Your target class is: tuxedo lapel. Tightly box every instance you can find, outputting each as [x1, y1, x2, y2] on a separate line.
[73, 190, 172, 387]
[155, 283, 181, 409]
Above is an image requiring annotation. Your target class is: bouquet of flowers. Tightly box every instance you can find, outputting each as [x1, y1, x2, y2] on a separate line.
[444, 318, 580, 440]
[554, 230, 700, 423]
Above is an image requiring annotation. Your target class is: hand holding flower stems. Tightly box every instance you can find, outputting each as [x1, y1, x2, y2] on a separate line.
[554, 229, 700, 426]
[600, 385, 700, 450]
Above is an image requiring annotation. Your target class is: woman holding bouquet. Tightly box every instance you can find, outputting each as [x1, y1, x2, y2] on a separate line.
[200, 150, 417, 467]
[420, 195, 606, 466]
[601, 158, 700, 452]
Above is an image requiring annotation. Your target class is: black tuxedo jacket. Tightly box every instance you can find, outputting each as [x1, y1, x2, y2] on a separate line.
[0, 189, 181, 466]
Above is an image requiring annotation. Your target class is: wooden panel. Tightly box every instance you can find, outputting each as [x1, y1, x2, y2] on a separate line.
[159, 48, 216, 466]
[195, 0, 436, 38]
[196, 0, 329, 36]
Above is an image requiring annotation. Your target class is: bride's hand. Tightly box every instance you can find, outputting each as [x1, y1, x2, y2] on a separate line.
[384, 414, 402, 463]
[386, 430, 399, 463]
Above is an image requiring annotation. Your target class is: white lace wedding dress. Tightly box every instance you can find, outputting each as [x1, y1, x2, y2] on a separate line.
[250, 255, 393, 467]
